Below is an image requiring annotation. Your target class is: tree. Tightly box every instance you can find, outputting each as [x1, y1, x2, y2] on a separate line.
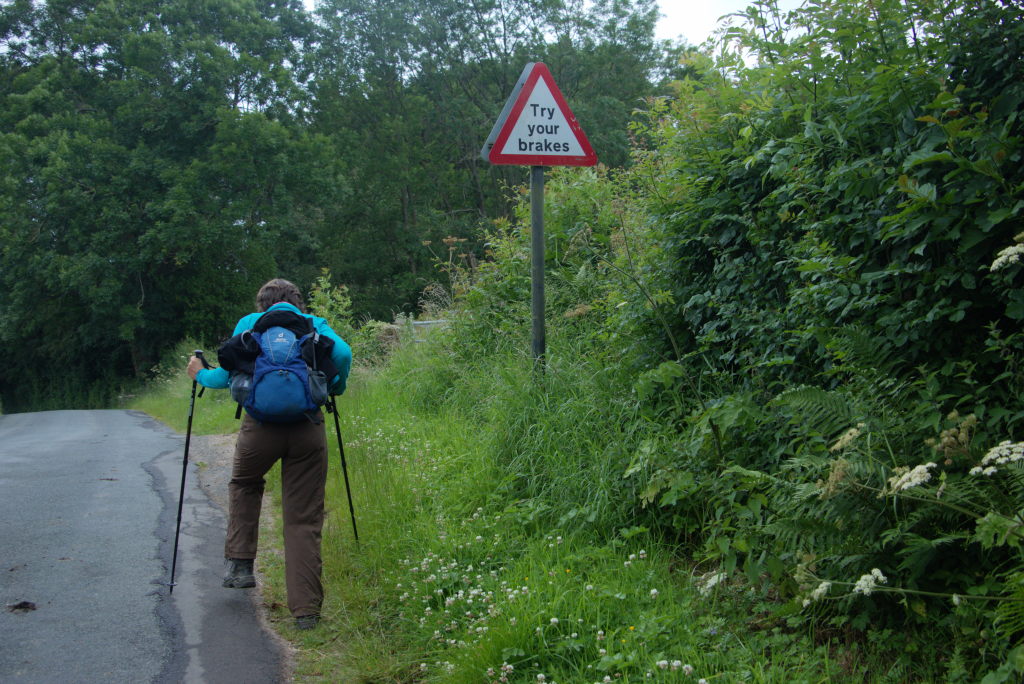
[0, 0, 320, 410]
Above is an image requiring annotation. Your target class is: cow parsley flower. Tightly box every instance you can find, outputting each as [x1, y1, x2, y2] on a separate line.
[991, 237, 1024, 271]
[853, 568, 887, 595]
[886, 462, 937, 493]
[972, 440, 1024, 475]
[803, 580, 832, 606]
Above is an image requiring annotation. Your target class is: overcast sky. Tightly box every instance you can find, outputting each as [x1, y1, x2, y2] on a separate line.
[656, 0, 805, 45]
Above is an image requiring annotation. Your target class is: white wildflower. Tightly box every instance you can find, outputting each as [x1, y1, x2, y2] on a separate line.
[803, 580, 832, 606]
[991, 239, 1024, 271]
[953, 594, 962, 606]
[853, 568, 887, 595]
[886, 462, 937, 493]
[973, 441, 1024, 475]
[697, 571, 727, 596]
[683, 664, 694, 675]
[650, 589, 659, 599]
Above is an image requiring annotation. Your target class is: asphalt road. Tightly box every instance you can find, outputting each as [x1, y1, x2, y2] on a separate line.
[0, 410, 286, 683]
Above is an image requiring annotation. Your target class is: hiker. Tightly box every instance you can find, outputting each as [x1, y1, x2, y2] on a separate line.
[186, 278, 352, 630]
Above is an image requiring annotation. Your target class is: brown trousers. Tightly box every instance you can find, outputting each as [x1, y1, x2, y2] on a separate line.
[225, 414, 328, 618]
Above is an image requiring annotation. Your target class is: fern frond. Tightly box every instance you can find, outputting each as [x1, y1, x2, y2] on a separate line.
[994, 572, 1024, 643]
[773, 385, 857, 440]
[828, 326, 902, 378]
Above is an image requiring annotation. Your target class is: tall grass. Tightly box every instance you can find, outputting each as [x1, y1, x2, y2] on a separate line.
[268, 336, 882, 683]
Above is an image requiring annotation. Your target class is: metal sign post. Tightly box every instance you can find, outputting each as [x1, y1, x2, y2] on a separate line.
[481, 62, 597, 369]
[531, 165, 546, 366]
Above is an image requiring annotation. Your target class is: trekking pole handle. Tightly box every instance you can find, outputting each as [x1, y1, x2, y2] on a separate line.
[194, 350, 211, 397]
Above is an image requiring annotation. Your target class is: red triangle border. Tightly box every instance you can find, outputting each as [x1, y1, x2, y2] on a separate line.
[487, 63, 597, 167]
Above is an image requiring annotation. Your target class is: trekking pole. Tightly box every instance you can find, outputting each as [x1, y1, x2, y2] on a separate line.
[329, 395, 359, 543]
[169, 350, 211, 593]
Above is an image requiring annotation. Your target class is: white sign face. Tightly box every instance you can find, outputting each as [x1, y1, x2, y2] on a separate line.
[481, 62, 596, 167]
[496, 78, 587, 157]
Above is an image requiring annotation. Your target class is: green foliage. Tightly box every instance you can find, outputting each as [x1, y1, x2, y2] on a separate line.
[425, 0, 1024, 678]
[306, 268, 355, 340]
[0, 0, 325, 410]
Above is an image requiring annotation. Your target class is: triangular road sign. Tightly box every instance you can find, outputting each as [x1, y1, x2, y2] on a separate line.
[481, 62, 597, 167]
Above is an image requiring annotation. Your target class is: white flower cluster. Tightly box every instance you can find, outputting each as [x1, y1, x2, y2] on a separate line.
[802, 580, 832, 607]
[886, 462, 937, 492]
[853, 568, 887, 596]
[991, 238, 1024, 271]
[970, 440, 1024, 475]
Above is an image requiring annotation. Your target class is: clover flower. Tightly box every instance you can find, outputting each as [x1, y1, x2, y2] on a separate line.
[649, 589, 659, 599]
[853, 568, 887, 595]
[683, 664, 694, 675]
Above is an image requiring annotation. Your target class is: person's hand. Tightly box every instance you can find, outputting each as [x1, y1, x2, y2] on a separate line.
[186, 356, 204, 381]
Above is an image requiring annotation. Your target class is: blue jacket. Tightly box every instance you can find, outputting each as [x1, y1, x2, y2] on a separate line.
[196, 302, 353, 394]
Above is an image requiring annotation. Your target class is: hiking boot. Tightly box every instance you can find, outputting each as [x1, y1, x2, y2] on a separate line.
[295, 614, 320, 631]
[222, 558, 256, 588]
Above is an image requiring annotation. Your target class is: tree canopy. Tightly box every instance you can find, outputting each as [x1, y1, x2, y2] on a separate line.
[0, 0, 678, 411]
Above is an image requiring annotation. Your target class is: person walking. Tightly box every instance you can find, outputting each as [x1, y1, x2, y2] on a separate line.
[186, 278, 352, 630]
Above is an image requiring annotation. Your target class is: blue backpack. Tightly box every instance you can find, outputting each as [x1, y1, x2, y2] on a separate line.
[218, 310, 335, 423]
